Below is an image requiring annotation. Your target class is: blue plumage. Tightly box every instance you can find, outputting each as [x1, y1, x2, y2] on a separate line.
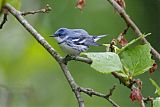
[50, 28, 107, 55]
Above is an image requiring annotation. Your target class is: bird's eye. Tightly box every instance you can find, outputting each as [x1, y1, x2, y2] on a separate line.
[58, 29, 66, 36]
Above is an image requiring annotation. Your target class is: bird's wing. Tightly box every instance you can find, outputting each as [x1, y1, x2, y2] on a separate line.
[70, 29, 90, 38]
[73, 37, 100, 46]
[60, 35, 99, 51]
[72, 29, 89, 36]
[64, 39, 88, 52]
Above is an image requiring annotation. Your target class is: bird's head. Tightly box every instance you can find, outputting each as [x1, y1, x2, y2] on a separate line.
[51, 28, 70, 39]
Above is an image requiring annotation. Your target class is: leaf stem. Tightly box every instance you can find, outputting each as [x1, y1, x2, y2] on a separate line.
[117, 33, 151, 54]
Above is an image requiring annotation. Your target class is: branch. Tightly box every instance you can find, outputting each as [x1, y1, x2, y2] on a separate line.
[21, 4, 51, 16]
[106, 1, 160, 106]
[118, 33, 151, 54]
[63, 55, 92, 65]
[107, 0, 160, 60]
[59, 63, 85, 107]
[78, 85, 120, 107]
[0, 8, 8, 29]
[4, 3, 119, 107]
[112, 71, 147, 107]
[143, 97, 153, 107]
[4, 3, 84, 107]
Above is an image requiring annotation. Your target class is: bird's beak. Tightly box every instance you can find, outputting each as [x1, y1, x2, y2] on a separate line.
[49, 34, 58, 37]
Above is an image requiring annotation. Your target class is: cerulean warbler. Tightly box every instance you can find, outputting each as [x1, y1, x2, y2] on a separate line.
[50, 28, 107, 56]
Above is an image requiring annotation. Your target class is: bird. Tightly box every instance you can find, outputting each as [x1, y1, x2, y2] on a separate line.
[50, 28, 107, 56]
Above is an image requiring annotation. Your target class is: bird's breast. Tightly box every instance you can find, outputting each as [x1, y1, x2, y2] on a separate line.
[59, 43, 80, 56]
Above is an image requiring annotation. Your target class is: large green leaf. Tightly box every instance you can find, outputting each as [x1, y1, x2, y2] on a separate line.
[120, 44, 154, 76]
[153, 97, 160, 107]
[84, 52, 123, 74]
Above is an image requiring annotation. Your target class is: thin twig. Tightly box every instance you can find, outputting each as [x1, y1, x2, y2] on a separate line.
[107, 0, 160, 60]
[106, 85, 116, 98]
[111, 72, 133, 88]
[5, 3, 84, 107]
[109, 39, 117, 52]
[79, 85, 120, 107]
[59, 63, 85, 107]
[106, 1, 160, 104]
[21, 4, 51, 16]
[117, 27, 129, 47]
[119, 25, 129, 36]
[63, 55, 92, 65]
[4, 3, 119, 107]
[118, 33, 151, 54]
[143, 97, 153, 107]
[0, 8, 8, 29]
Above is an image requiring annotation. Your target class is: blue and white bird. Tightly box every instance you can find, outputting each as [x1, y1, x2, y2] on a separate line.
[50, 28, 107, 56]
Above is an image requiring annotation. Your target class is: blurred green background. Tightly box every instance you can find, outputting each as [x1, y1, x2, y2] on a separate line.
[0, 0, 160, 107]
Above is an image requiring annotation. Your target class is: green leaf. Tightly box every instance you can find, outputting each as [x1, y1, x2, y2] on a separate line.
[7, 0, 21, 9]
[120, 44, 154, 76]
[118, 33, 151, 54]
[153, 97, 160, 107]
[83, 52, 123, 74]
[150, 78, 160, 95]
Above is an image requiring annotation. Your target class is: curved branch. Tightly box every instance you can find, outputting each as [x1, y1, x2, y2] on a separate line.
[63, 55, 92, 64]
[59, 63, 85, 107]
[0, 8, 8, 29]
[107, 0, 160, 60]
[4, 3, 84, 107]
[4, 3, 119, 107]
[78, 85, 120, 107]
[21, 4, 51, 16]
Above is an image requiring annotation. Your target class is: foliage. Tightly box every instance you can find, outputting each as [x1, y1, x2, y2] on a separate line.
[150, 78, 160, 96]
[84, 52, 123, 73]
[120, 44, 154, 76]
[84, 35, 154, 78]
[153, 97, 160, 107]
[150, 79, 160, 107]
[0, 0, 159, 107]
[130, 87, 142, 103]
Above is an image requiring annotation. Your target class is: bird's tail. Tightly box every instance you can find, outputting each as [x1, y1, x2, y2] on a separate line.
[93, 35, 108, 42]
